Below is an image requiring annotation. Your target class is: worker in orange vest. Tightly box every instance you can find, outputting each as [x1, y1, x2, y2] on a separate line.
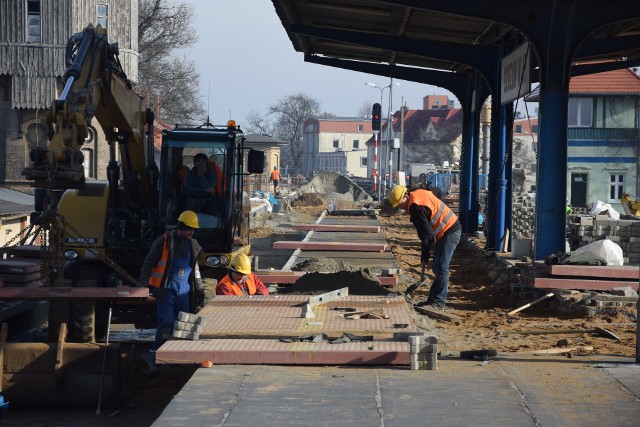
[140, 210, 205, 355]
[270, 166, 280, 193]
[215, 253, 269, 296]
[388, 185, 461, 310]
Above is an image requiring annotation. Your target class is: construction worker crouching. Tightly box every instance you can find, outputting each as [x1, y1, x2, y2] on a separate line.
[140, 210, 205, 356]
[388, 185, 461, 310]
[215, 253, 270, 296]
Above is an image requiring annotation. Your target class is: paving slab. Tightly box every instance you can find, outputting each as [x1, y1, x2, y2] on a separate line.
[152, 355, 640, 426]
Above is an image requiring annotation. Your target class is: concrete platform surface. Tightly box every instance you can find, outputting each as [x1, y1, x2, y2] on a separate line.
[152, 355, 640, 426]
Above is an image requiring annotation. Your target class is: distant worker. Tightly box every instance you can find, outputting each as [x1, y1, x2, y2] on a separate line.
[140, 210, 205, 357]
[215, 253, 270, 296]
[388, 185, 461, 310]
[270, 166, 280, 193]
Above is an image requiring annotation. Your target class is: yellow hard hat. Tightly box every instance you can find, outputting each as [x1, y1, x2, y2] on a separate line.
[388, 185, 408, 208]
[229, 253, 251, 275]
[177, 210, 199, 229]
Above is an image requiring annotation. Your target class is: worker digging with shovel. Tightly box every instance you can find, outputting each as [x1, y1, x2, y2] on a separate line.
[388, 185, 462, 310]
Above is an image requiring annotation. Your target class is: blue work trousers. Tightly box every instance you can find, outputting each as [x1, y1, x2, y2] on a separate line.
[154, 280, 190, 351]
[428, 228, 461, 307]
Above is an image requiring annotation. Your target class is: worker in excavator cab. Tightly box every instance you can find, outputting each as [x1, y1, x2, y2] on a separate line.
[388, 185, 461, 311]
[185, 153, 219, 214]
[215, 253, 269, 296]
[140, 210, 205, 360]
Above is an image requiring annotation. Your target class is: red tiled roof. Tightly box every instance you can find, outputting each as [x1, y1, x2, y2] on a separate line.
[569, 68, 640, 94]
[365, 108, 462, 145]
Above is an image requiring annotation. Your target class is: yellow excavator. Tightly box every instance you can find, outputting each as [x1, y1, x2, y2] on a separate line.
[1, 25, 264, 406]
[620, 193, 640, 217]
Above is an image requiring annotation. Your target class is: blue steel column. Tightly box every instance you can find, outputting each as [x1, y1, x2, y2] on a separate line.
[486, 99, 509, 251]
[459, 93, 475, 232]
[505, 107, 514, 250]
[535, 90, 568, 259]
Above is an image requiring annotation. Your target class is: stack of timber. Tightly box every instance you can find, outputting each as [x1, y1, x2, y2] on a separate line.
[522, 264, 639, 291]
[0, 245, 43, 288]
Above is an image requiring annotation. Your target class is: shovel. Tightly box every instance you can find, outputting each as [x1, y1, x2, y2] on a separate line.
[498, 327, 620, 341]
[405, 261, 427, 296]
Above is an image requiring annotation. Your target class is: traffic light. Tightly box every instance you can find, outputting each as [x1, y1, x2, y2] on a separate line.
[371, 103, 381, 131]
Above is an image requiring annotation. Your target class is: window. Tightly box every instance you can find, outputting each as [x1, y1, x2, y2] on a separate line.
[605, 96, 635, 128]
[360, 157, 367, 167]
[531, 125, 539, 133]
[357, 124, 363, 133]
[530, 164, 537, 173]
[568, 98, 593, 127]
[434, 100, 440, 107]
[353, 140, 359, 149]
[26, 1, 41, 43]
[513, 139, 522, 151]
[515, 125, 523, 133]
[96, 4, 109, 29]
[333, 139, 339, 148]
[610, 174, 624, 201]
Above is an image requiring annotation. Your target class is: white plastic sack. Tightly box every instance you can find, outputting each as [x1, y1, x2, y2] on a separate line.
[589, 200, 620, 220]
[573, 239, 624, 266]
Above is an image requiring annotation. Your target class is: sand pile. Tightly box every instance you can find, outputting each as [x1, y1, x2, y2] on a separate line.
[297, 171, 373, 203]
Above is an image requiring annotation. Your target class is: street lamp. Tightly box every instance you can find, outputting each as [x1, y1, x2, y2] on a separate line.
[365, 80, 400, 198]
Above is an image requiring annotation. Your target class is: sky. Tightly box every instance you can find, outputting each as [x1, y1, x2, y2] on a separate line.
[186, 0, 455, 128]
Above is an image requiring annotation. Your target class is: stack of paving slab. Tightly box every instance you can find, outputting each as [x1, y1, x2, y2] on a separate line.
[395, 332, 439, 370]
[566, 215, 640, 264]
[512, 192, 535, 239]
[172, 311, 205, 340]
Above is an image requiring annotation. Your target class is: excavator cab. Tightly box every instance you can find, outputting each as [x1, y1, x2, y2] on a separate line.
[158, 121, 264, 276]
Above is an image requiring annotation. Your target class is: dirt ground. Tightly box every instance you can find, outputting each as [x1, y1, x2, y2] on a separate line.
[379, 212, 638, 357]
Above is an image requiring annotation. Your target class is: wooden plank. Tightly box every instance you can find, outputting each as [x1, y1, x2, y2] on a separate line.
[544, 264, 640, 280]
[521, 275, 639, 291]
[414, 306, 465, 322]
[156, 339, 410, 365]
[291, 224, 380, 233]
[0, 271, 41, 283]
[273, 241, 387, 252]
[0, 259, 41, 274]
[0, 286, 149, 300]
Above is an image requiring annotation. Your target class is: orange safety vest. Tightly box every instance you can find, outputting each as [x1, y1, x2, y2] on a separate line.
[216, 273, 258, 295]
[407, 189, 458, 241]
[271, 169, 280, 181]
[149, 234, 170, 288]
[207, 162, 224, 195]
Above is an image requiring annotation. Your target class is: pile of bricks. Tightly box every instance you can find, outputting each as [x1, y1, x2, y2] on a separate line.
[566, 215, 640, 264]
[172, 311, 205, 340]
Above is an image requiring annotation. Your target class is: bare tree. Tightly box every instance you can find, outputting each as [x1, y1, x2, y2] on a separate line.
[245, 110, 275, 135]
[269, 93, 321, 172]
[137, 0, 205, 125]
[358, 100, 373, 118]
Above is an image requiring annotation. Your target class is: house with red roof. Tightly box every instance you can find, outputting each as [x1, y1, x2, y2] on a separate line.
[364, 95, 463, 180]
[565, 68, 640, 210]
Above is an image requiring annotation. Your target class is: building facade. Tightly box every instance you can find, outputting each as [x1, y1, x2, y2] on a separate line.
[565, 69, 640, 212]
[0, 0, 139, 185]
[302, 117, 372, 177]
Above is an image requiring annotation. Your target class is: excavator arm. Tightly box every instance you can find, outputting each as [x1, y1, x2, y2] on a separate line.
[22, 24, 155, 197]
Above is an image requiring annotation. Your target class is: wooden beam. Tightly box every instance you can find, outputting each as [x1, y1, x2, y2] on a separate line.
[0, 286, 149, 301]
[273, 241, 387, 252]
